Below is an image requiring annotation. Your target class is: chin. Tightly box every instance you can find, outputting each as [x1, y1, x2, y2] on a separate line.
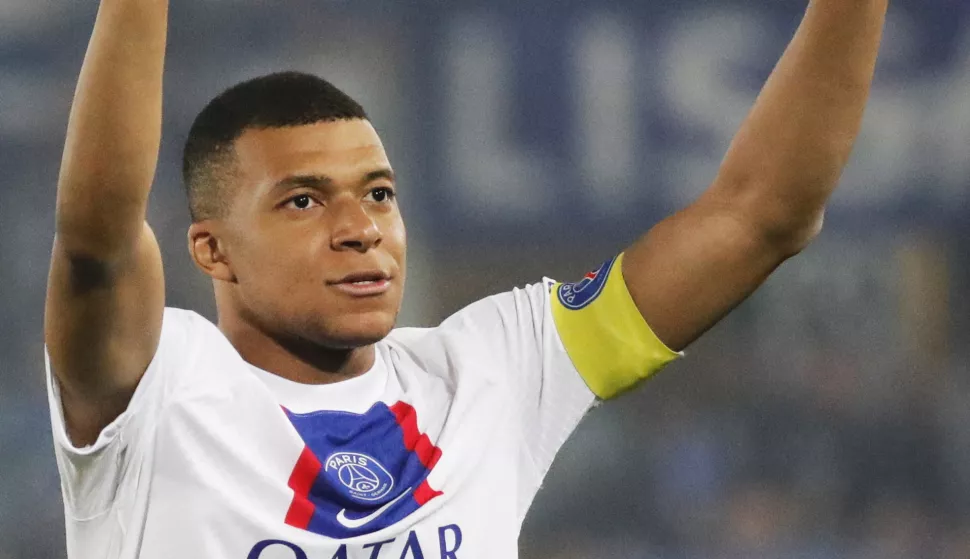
[320, 311, 396, 349]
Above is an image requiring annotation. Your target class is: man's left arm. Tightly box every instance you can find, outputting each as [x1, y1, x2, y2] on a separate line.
[623, 0, 890, 352]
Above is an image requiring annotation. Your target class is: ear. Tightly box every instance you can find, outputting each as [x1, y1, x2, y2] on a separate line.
[187, 221, 236, 282]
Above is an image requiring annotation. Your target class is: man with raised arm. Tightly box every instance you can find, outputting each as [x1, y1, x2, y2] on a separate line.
[44, 0, 888, 557]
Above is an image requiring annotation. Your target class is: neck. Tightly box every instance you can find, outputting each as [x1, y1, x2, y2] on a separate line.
[217, 308, 376, 386]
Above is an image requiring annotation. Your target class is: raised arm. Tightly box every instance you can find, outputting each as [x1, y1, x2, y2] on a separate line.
[623, 0, 889, 351]
[45, 0, 168, 446]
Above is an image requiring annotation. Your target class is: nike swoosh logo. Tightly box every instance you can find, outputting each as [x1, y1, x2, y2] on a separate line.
[336, 488, 412, 529]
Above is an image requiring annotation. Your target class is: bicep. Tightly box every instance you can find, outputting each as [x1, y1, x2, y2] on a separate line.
[623, 195, 791, 352]
[44, 221, 165, 446]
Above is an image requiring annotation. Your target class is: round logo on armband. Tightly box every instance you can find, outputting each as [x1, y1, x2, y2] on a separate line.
[557, 257, 616, 310]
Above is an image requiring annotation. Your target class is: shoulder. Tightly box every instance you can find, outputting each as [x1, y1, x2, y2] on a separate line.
[382, 326, 436, 362]
[161, 306, 217, 332]
[384, 281, 554, 352]
[154, 307, 225, 360]
[152, 307, 243, 390]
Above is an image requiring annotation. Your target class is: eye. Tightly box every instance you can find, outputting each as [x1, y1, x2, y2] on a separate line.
[284, 194, 320, 210]
[367, 187, 396, 203]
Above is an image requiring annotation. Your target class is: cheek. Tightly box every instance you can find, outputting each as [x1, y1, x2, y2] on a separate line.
[234, 228, 325, 285]
[241, 252, 322, 312]
[384, 219, 407, 255]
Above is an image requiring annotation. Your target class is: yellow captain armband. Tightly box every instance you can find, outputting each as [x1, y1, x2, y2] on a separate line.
[550, 253, 681, 400]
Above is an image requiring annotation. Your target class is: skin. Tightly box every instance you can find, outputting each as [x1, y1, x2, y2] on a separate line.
[46, 0, 888, 447]
[623, 0, 889, 350]
[188, 120, 407, 384]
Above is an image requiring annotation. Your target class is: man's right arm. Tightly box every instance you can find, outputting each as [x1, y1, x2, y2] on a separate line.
[45, 0, 169, 447]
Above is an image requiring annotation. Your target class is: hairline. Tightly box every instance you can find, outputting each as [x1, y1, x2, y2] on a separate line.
[187, 116, 375, 222]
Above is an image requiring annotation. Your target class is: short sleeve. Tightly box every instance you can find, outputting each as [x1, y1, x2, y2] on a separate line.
[45, 307, 197, 520]
[437, 254, 681, 497]
[458, 281, 598, 478]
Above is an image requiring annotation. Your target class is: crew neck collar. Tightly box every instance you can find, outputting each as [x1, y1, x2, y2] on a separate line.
[246, 348, 388, 414]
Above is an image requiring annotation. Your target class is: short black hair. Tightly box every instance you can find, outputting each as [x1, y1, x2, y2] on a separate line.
[182, 71, 369, 221]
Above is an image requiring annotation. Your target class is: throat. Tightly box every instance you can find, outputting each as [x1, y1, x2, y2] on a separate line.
[247, 344, 376, 385]
[218, 315, 377, 385]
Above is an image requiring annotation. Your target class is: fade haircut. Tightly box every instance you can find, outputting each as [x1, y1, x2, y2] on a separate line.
[182, 71, 369, 221]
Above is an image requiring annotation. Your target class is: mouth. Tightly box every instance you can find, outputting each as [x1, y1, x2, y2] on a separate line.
[328, 271, 392, 297]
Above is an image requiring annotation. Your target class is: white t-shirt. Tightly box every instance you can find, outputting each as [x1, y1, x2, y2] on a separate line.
[46, 281, 598, 559]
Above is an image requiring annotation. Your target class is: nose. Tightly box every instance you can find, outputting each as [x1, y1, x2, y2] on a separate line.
[330, 199, 382, 253]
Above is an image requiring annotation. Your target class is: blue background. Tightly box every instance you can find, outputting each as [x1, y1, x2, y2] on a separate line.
[1, 0, 967, 557]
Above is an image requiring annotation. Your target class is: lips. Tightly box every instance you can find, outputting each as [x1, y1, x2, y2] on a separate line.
[330, 270, 390, 285]
[328, 270, 392, 297]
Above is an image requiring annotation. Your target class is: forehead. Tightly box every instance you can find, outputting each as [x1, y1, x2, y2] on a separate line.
[232, 120, 390, 186]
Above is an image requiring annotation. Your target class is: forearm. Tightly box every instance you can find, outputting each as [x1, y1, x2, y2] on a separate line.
[712, 0, 889, 249]
[56, 0, 168, 256]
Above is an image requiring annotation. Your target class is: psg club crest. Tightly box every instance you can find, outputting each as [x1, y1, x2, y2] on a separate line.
[282, 401, 443, 538]
[324, 452, 394, 501]
[557, 256, 616, 310]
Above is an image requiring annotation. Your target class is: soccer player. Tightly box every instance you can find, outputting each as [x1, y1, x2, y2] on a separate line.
[44, 0, 889, 557]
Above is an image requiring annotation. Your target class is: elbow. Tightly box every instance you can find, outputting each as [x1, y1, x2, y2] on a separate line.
[729, 182, 829, 257]
[766, 211, 825, 258]
[709, 174, 831, 257]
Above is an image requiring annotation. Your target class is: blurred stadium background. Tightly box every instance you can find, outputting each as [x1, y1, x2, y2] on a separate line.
[1, 0, 968, 557]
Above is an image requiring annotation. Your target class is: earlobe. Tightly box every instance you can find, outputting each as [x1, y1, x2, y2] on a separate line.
[187, 222, 236, 282]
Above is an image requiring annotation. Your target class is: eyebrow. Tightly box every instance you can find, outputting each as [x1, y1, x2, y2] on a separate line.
[273, 174, 332, 190]
[272, 167, 396, 192]
[364, 168, 396, 183]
